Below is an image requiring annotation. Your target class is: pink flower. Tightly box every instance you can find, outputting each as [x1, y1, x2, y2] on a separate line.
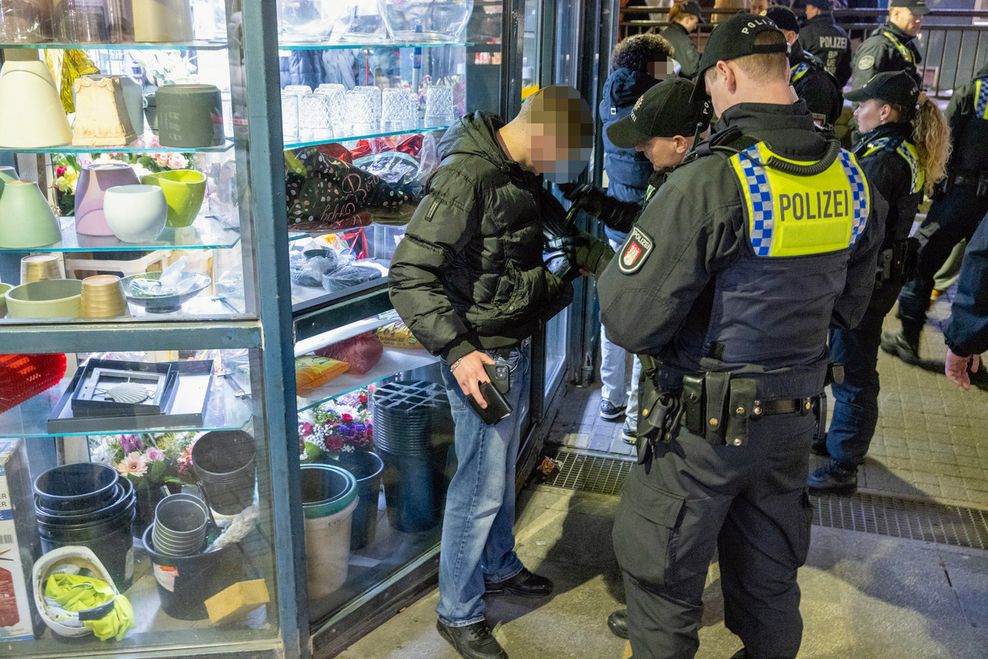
[341, 413, 353, 424]
[168, 153, 188, 170]
[117, 451, 148, 477]
[299, 421, 314, 437]
[145, 447, 165, 462]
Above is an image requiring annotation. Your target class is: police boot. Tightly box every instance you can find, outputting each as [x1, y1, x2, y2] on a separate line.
[607, 608, 629, 639]
[880, 327, 921, 364]
[807, 458, 858, 495]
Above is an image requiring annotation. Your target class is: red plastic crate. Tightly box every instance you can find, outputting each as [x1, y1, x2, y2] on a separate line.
[0, 354, 67, 414]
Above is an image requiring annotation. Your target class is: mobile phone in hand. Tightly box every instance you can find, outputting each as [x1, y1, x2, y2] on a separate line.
[468, 362, 512, 424]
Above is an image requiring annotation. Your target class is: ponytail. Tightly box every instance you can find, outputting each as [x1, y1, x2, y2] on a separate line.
[668, 1, 685, 23]
[912, 92, 951, 196]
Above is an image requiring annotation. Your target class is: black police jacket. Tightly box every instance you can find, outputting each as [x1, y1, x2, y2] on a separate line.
[945, 63, 988, 175]
[790, 43, 844, 127]
[597, 102, 887, 394]
[851, 23, 923, 90]
[853, 122, 921, 245]
[388, 113, 573, 365]
[800, 13, 852, 88]
[661, 22, 701, 79]
[944, 217, 988, 356]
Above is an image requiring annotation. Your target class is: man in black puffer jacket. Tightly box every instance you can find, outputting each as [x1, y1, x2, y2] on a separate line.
[389, 87, 597, 659]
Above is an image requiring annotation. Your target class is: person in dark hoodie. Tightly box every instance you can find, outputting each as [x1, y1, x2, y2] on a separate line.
[388, 87, 597, 659]
[593, 33, 675, 435]
[798, 0, 852, 88]
[765, 5, 843, 127]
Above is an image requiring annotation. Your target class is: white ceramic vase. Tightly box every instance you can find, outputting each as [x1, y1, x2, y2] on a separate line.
[0, 59, 72, 148]
[103, 185, 167, 243]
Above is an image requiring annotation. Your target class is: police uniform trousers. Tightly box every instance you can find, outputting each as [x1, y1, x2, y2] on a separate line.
[826, 278, 903, 467]
[897, 185, 988, 333]
[613, 411, 817, 659]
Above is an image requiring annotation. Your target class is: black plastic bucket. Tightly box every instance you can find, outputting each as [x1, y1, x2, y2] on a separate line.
[377, 443, 452, 533]
[335, 451, 384, 550]
[34, 463, 119, 514]
[39, 506, 136, 590]
[142, 524, 245, 620]
[191, 430, 256, 515]
[34, 478, 134, 526]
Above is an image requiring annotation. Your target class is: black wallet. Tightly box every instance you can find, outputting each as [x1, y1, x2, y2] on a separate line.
[469, 363, 512, 425]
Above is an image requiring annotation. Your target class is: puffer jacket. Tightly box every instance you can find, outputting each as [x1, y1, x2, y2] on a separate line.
[389, 112, 573, 365]
[599, 67, 659, 243]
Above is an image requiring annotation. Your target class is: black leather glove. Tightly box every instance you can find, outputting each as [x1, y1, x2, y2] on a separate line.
[561, 184, 641, 234]
[569, 232, 614, 278]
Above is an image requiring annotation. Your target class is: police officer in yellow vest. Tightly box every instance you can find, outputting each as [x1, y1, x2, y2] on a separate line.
[884, 62, 988, 363]
[598, 13, 887, 658]
[851, 0, 928, 89]
[809, 71, 950, 493]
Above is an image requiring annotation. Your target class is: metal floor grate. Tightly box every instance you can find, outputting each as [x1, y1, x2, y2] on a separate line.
[542, 448, 988, 551]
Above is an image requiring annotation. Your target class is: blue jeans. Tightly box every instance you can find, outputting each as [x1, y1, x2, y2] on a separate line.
[437, 346, 531, 626]
[827, 280, 901, 468]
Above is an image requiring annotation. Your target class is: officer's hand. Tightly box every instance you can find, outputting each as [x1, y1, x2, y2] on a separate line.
[451, 350, 496, 407]
[572, 233, 614, 277]
[557, 182, 590, 201]
[945, 349, 980, 391]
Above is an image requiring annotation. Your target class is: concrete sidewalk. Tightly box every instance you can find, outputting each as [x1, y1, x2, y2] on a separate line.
[338, 486, 988, 658]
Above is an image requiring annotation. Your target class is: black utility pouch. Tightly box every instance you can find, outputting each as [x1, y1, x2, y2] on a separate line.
[725, 378, 756, 447]
[703, 371, 731, 445]
[682, 374, 705, 436]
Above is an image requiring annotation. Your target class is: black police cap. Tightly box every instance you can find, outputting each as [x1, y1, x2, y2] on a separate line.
[764, 6, 801, 34]
[890, 0, 930, 15]
[690, 13, 788, 102]
[607, 78, 713, 149]
[681, 1, 705, 24]
[845, 71, 919, 108]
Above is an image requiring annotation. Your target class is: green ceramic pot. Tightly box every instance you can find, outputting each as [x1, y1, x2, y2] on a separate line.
[155, 84, 224, 148]
[5, 279, 82, 319]
[0, 172, 61, 248]
[141, 169, 207, 228]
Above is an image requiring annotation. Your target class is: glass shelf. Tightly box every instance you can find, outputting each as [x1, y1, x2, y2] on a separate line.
[285, 124, 449, 150]
[0, 138, 234, 155]
[0, 369, 251, 439]
[297, 347, 439, 413]
[294, 309, 402, 357]
[0, 39, 229, 51]
[0, 216, 310, 253]
[280, 40, 472, 51]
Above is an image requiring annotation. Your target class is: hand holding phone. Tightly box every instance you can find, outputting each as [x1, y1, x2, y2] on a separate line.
[468, 362, 512, 425]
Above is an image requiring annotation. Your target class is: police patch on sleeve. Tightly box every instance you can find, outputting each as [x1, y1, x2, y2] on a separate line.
[619, 226, 654, 274]
[857, 55, 875, 70]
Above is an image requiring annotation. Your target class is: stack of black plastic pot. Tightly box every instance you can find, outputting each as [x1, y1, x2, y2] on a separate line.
[34, 463, 136, 590]
[372, 380, 454, 533]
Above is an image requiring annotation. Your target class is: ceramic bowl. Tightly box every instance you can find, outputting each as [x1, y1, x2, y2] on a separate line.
[0, 282, 11, 317]
[121, 271, 211, 313]
[80, 275, 130, 319]
[103, 184, 168, 243]
[5, 279, 82, 319]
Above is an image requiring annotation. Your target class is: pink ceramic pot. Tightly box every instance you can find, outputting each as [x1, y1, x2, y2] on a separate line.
[74, 162, 139, 236]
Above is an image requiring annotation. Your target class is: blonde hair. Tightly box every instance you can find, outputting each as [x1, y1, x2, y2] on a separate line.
[668, 1, 689, 24]
[731, 31, 789, 82]
[897, 93, 951, 196]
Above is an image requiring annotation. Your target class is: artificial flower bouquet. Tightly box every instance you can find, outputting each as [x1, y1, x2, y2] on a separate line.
[298, 390, 373, 463]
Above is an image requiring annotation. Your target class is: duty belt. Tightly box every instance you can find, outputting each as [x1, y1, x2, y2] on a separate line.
[876, 238, 917, 284]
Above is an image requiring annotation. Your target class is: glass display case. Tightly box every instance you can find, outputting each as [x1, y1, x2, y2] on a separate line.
[0, 2, 303, 656]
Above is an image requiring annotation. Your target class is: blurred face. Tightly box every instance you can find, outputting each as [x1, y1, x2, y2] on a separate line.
[805, 5, 822, 19]
[749, 0, 770, 15]
[526, 90, 594, 182]
[647, 57, 678, 80]
[890, 7, 922, 36]
[635, 135, 695, 170]
[679, 14, 699, 33]
[853, 98, 893, 133]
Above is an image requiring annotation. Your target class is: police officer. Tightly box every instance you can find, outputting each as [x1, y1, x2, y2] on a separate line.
[661, 1, 704, 79]
[851, 0, 928, 89]
[883, 62, 988, 363]
[765, 5, 843, 126]
[597, 13, 886, 658]
[809, 71, 950, 494]
[560, 77, 713, 642]
[943, 215, 988, 390]
[798, 0, 852, 87]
